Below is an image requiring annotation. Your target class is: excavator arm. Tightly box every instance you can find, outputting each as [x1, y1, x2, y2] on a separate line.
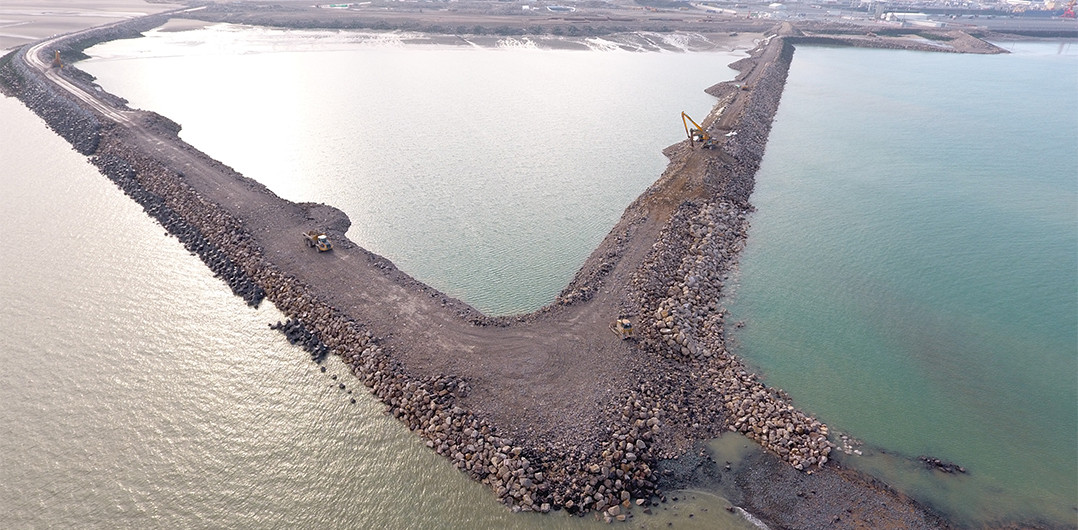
[681, 111, 713, 148]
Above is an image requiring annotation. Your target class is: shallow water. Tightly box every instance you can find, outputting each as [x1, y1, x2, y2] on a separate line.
[727, 42, 1078, 526]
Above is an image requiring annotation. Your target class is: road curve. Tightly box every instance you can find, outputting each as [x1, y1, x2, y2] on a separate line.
[26, 36, 129, 123]
[22, 5, 208, 124]
[1, 17, 957, 527]
[4, 16, 811, 511]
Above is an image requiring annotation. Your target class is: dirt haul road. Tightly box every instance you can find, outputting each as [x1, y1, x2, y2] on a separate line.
[4, 13, 961, 528]
[19, 9, 762, 457]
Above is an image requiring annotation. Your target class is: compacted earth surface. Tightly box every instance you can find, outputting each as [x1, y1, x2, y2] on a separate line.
[2, 2, 1050, 528]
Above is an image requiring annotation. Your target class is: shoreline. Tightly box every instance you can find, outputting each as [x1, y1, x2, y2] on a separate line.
[0, 9, 1051, 528]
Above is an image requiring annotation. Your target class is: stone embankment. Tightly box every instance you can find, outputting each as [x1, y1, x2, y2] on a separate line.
[3, 24, 829, 520]
[0, 50, 100, 155]
[628, 38, 833, 472]
[632, 200, 832, 471]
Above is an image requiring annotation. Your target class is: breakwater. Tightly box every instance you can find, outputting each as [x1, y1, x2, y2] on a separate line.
[0, 48, 100, 155]
[786, 32, 1007, 54]
[0, 25, 826, 513]
[2, 19, 963, 526]
[1, 34, 662, 515]
[626, 39, 832, 471]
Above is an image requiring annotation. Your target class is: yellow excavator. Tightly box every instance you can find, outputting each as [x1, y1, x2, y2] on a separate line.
[681, 111, 715, 149]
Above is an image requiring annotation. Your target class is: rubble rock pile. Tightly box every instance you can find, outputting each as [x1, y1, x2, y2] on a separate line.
[270, 318, 331, 362]
[629, 198, 835, 471]
[625, 36, 835, 472]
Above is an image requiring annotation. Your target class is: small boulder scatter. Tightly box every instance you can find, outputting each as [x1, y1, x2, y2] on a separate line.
[270, 318, 330, 362]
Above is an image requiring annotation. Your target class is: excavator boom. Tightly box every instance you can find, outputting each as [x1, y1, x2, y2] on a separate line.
[681, 111, 714, 148]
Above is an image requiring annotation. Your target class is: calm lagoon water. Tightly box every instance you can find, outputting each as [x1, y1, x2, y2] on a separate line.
[78, 25, 747, 316]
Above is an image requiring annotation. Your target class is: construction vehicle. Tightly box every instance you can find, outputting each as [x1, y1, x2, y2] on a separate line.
[51, 50, 62, 69]
[610, 318, 633, 340]
[681, 111, 715, 149]
[302, 230, 333, 252]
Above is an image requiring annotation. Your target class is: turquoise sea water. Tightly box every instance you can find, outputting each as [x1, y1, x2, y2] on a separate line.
[727, 42, 1077, 526]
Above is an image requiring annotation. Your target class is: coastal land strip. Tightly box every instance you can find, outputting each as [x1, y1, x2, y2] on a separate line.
[1, 4, 1056, 528]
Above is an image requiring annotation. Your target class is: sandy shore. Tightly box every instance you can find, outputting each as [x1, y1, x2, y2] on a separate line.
[1, 3, 1043, 527]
